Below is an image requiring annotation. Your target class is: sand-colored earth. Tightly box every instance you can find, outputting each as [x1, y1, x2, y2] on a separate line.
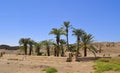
[0, 54, 94, 73]
[0, 42, 120, 73]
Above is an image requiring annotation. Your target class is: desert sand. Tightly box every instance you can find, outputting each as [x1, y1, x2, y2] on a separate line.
[0, 55, 94, 73]
[0, 42, 120, 73]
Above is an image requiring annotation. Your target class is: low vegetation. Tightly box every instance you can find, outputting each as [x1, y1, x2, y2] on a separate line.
[42, 67, 58, 73]
[94, 58, 120, 73]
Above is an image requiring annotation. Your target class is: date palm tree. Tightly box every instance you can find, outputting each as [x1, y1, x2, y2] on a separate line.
[34, 42, 42, 56]
[49, 28, 65, 56]
[60, 39, 66, 57]
[28, 39, 34, 55]
[63, 21, 71, 51]
[19, 38, 30, 55]
[81, 33, 97, 57]
[52, 42, 58, 56]
[69, 44, 76, 53]
[42, 40, 53, 56]
[72, 28, 85, 56]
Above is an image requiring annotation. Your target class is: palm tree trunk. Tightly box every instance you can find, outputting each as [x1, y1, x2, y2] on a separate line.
[56, 36, 60, 57]
[54, 47, 57, 56]
[66, 31, 69, 52]
[24, 44, 27, 55]
[75, 36, 80, 61]
[84, 47, 87, 57]
[37, 47, 40, 56]
[57, 46, 59, 57]
[61, 45, 64, 57]
[76, 37, 80, 56]
[47, 47, 50, 56]
[67, 35, 69, 51]
[29, 45, 32, 55]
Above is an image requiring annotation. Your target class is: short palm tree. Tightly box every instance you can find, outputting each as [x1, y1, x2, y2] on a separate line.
[34, 42, 42, 56]
[49, 28, 66, 56]
[63, 21, 71, 51]
[28, 39, 34, 55]
[81, 33, 97, 57]
[19, 38, 30, 55]
[42, 40, 53, 56]
[69, 44, 76, 53]
[72, 28, 85, 56]
[52, 42, 58, 56]
[60, 39, 66, 57]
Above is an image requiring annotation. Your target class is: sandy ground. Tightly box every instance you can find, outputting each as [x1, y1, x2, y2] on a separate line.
[0, 42, 120, 73]
[0, 54, 95, 73]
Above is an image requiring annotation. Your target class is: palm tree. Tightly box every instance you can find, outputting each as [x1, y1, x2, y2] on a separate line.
[52, 42, 58, 56]
[28, 39, 34, 55]
[49, 28, 65, 56]
[81, 33, 97, 57]
[42, 40, 53, 56]
[72, 28, 85, 57]
[34, 42, 42, 56]
[69, 44, 76, 53]
[19, 38, 30, 55]
[63, 21, 71, 51]
[60, 39, 66, 57]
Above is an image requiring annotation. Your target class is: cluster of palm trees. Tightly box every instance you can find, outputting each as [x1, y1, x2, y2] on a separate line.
[19, 38, 53, 56]
[19, 38, 33, 55]
[19, 21, 97, 57]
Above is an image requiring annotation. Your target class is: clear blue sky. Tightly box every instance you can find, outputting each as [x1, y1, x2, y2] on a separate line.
[0, 0, 120, 46]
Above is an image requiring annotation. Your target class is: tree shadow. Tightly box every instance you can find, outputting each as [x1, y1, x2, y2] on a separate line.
[77, 57, 100, 62]
[78, 57, 112, 62]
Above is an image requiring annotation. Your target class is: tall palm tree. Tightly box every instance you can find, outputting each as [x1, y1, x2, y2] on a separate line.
[34, 42, 42, 56]
[28, 39, 34, 55]
[81, 33, 97, 57]
[42, 40, 53, 56]
[60, 39, 66, 57]
[72, 28, 85, 56]
[63, 21, 71, 51]
[19, 38, 30, 55]
[49, 28, 65, 56]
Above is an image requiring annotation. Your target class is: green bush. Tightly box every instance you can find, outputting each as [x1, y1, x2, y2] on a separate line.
[43, 67, 57, 73]
[97, 58, 110, 62]
[94, 58, 120, 73]
[97, 58, 120, 65]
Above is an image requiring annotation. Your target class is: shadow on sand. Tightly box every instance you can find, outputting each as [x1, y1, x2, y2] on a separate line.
[75, 57, 111, 62]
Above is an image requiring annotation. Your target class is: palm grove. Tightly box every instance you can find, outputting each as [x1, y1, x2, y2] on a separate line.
[19, 21, 97, 58]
